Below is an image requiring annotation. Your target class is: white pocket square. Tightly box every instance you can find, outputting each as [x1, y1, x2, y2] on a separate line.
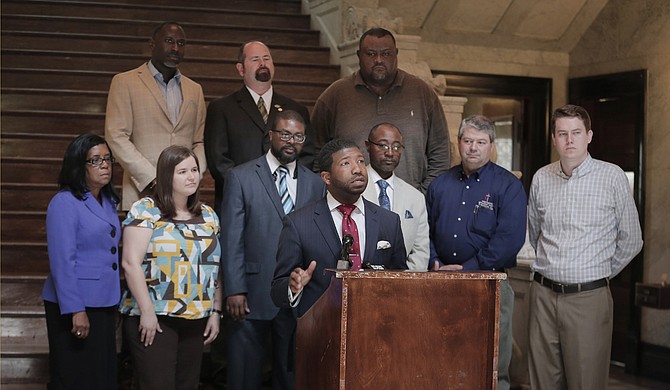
[376, 240, 391, 250]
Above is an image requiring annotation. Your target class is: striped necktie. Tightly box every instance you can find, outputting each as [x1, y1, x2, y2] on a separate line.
[257, 96, 269, 124]
[277, 165, 294, 214]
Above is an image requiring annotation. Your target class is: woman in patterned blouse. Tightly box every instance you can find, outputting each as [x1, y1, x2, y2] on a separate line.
[119, 145, 222, 389]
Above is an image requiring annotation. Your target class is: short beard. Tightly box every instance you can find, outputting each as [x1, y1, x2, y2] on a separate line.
[256, 68, 271, 82]
[272, 146, 297, 165]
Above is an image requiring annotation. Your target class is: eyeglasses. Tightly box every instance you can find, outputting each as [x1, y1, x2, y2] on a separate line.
[86, 156, 115, 167]
[270, 129, 306, 144]
[368, 139, 405, 152]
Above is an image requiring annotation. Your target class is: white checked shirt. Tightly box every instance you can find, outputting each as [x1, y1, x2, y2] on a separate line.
[528, 155, 643, 284]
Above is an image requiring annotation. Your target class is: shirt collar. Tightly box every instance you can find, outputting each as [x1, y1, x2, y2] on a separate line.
[554, 154, 594, 179]
[459, 161, 493, 180]
[367, 166, 395, 190]
[246, 86, 274, 106]
[327, 193, 366, 216]
[353, 69, 404, 93]
[147, 61, 181, 84]
[266, 150, 297, 178]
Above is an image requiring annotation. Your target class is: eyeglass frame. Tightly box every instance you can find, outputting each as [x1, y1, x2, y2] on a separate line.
[86, 156, 116, 167]
[269, 129, 306, 144]
[367, 139, 405, 152]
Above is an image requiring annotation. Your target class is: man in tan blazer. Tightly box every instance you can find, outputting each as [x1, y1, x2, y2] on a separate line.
[105, 21, 206, 210]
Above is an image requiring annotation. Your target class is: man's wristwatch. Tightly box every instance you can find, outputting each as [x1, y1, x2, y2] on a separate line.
[212, 309, 224, 319]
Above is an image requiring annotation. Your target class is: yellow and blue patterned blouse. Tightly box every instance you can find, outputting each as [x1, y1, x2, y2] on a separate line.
[118, 197, 221, 320]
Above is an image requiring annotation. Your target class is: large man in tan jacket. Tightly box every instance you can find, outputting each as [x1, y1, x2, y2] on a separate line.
[105, 21, 206, 209]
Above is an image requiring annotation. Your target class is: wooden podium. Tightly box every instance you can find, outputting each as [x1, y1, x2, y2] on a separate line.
[295, 270, 506, 389]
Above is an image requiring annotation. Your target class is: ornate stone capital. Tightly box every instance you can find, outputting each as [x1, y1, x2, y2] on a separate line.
[343, 6, 403, 44]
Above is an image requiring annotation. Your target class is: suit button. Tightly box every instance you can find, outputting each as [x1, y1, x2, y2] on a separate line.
[111, 229, 116, 238]
[111, 247, 117, 254]
[112, 263, 118, 271]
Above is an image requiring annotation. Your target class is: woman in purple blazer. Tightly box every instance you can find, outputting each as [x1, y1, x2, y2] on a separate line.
[42, 133, 121, 390]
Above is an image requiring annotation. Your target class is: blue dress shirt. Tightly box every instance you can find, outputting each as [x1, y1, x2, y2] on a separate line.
[426, 161, 527, 271]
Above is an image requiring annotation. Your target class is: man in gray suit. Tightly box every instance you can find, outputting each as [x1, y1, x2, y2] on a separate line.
[362, 123, 429, 270]
[221, 110, 325, 390]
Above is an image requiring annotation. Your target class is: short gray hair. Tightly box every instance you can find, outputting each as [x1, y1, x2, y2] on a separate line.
[458, 115, 496, 142]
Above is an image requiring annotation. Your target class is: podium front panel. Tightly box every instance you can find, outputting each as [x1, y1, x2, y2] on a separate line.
[297, 271, 502, 390]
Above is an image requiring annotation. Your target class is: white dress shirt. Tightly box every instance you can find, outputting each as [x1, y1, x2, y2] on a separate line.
[265, 150, 297, 202]
[246, 86, 273, 116]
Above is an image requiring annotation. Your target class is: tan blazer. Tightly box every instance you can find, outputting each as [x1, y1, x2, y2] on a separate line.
[104, 63, 207, 209]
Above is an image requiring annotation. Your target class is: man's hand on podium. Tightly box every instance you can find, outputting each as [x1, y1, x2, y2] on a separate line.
[290, 261, 317, 294]
[433, 261, 464, 271]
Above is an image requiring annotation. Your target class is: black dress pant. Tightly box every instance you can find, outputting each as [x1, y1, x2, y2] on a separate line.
[226, 308, 296, 390]
[44, 300, 118, 390]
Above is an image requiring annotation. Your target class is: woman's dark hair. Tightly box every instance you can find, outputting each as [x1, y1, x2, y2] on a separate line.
[153, 145, 202, 219]
[58, 133, 119, 203]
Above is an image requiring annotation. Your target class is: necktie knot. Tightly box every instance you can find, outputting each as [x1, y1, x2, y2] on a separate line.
[278, 165, 289, 177]
[377, 179, 389, 190]
[337, 204, 356, 218]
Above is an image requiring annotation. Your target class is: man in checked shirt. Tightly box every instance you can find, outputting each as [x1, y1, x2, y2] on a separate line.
[528, 104, 643, 390]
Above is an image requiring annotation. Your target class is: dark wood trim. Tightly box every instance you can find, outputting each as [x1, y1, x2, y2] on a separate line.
[434, 71, 552, 192]
[638, 342, 670, 383]
[569, 70, 646, 373]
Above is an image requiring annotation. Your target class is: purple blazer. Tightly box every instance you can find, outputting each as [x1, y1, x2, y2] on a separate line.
[42, 190, 121, 314]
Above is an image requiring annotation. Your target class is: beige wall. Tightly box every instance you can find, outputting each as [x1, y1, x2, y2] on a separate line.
[570, 0, 670, 349]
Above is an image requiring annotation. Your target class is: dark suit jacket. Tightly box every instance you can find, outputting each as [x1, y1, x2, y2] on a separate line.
[221, 156, 325, 321]
[204, 87, 314, 213]
[271, 198, 407, 316]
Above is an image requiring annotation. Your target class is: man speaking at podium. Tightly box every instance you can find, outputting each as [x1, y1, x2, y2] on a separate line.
[271, 139, 407, 316]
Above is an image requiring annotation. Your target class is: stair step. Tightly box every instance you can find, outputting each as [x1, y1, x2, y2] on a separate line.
[0, 49, 339, 85]
[1, 277, 46, 306]
[0, 34, 333, 65]
[1, 317, 48, 346]
[0, 157, 121, 185]
[1, 384, 50, 389]
[3, 0, 303, 13]
[0, 243, 50, 275]
[54, 0, 304, 13]
[0, 111, 105, 135]
[0, 348, 49, 389]
[1, 0, 312, 29]
[1, 68, 330, 100]
[1, 14, 321, 46]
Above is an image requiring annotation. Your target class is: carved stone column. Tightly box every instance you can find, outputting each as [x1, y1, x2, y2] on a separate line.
[440, 96, 468, 168]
